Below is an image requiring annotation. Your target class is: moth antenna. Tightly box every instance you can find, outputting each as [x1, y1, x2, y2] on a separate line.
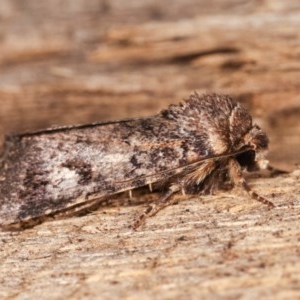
[229, 159, 275, 207]
[119, 160, 205, 185]
[117, 147, 252, 186]
[132, 184, 180, 230]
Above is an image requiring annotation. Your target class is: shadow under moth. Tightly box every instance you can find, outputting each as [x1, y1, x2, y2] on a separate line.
[0, 93, 274, 230]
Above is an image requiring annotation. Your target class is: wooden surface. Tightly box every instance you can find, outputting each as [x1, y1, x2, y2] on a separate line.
[0, 1, 300, 299]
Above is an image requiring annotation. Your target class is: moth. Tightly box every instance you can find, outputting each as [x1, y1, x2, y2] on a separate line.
[0, 93, 274, 230]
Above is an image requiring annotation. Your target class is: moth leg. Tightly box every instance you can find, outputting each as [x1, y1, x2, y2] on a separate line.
[52, 196, 107, 219]
[266, 164, 288, 177]
[229, 158, 275, 207]
[8, 196, 109, 230]
[148, 183, 153, 192]
[128, 189, 133, 199]
[132, 184, 180, 230]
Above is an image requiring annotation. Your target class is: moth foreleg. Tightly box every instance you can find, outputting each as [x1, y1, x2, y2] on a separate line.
[228, 158, 275, 207]
[132, 184, 180, 230]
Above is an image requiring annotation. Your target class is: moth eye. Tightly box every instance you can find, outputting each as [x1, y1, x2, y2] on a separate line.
[235, 150, 256, 168]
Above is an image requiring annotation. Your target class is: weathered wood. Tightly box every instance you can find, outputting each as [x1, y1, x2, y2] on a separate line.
[0, 173, 299, 299]
[0, 1, 300, 299]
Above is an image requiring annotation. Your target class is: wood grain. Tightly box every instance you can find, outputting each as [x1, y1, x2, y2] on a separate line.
[0, 1, 299, 299]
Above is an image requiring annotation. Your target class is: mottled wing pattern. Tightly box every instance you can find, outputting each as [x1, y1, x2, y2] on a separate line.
[0, 93, 271, 228]
[0, 105, 211, 225]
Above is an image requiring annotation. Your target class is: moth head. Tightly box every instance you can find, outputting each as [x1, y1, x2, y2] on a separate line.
[244, 124, 269, 151]
[236, 124, 269, 171]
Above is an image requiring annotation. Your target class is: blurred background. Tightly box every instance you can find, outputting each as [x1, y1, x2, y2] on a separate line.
[0, 0, 299, 170]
